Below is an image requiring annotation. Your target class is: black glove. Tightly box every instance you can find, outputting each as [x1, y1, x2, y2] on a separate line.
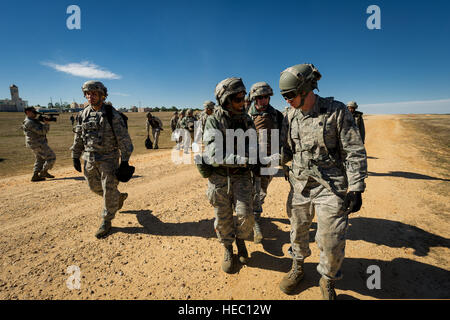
[248, 163, 261, 177]
[342, 191, 362, 214]
[73, 158, 81, 172]
[116, 161, 135, 182]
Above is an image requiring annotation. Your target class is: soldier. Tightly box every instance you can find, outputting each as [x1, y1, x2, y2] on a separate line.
[347, 101, 365, 144]
[279, 64, 367, 299]
[70, 114, 75, 126]
[180, 108, 196, 154]
[22, 107, 56, 181]
[244, 95, 252, 113]
[146, 112, 164, 149]
[175, 109, 186, 150]
[170, 111, 179, 132]
[247, 82, 284, 243]
[199, 101, 215, 132]
[197, 77, 257, 274]
[71, 81, 134, 239]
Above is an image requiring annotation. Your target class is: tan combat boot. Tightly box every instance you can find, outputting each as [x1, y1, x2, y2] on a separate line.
[95, 219, 112, 239]
[319, 276, 337, 300]
[279, 259, 304, 294]
[236, 238, 249, 264]
[40, 171, 54, 179]
[31, 172, 45, 182]
[221, 244, 234, 274]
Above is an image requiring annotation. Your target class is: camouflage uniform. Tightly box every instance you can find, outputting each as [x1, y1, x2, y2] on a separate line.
[22, 116, 56, 178]
[180, 110, 196, 153]
[203, 105, 256, 245]
[71, 103, 133, 223]
[352, 111, 365, 144]
[170, 113, 179, 132]
[146, 114, 163, 149]
[248, 103, 283, 216]
[281, 95, 367, 280]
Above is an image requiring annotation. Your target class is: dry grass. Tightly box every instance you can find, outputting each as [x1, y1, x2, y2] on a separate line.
[0, 111, 177, 178]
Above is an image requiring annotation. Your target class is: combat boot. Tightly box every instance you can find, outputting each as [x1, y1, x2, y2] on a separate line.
[40, 171, 54, 179]
[95, 219, 112, 239]
[319, 276, 337, 300]
[253, 214, 263, 244]
[154, 145, 159, 150]
[279, 259, 304, 294]
[31, 172, 45, 182]
[236, 238, 249, 264]
[221, 244, 234, 274]
[118, 193, 128, 211]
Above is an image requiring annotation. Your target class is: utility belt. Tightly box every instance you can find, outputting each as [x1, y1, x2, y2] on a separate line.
[213, 166, 250, 176]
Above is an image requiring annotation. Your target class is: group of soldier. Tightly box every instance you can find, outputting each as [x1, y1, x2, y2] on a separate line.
[21, 62, 367, 300]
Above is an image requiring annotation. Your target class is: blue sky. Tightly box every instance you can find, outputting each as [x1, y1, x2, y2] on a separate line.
[1, 0, 449, 114]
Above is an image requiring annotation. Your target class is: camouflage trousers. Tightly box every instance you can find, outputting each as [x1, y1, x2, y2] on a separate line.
[286, 176, 348, 280]
[83, 158, 121, 222]
[207, 171, 255, 246]
[253, 175, 273, 215]
[152, 128, 161, 147]
[30, 143, 56, 173]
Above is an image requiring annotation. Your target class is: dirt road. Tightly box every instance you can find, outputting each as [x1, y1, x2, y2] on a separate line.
[0, 115, 449, 300]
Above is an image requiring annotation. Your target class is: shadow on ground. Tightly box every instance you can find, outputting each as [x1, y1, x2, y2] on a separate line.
[368, 171, 450, 181]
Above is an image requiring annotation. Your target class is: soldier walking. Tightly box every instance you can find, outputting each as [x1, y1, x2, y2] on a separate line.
[279, 64, 368, 299]
[180, 109, 196, 154]
[247, 82, 284, 243]
[22, 107, 56, 181]
[146, 112, 163, 149]
[71, 81, 134, 239]
[347, 101, 366, 143]
[197, 77, 257, 274]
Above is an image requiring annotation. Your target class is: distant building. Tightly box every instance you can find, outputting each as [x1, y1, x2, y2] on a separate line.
[0, 85, 28, 112]
[138, 107, 152, 112]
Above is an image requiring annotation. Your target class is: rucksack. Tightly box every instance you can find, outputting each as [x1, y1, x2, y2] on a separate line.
[105, 104, 128, 130]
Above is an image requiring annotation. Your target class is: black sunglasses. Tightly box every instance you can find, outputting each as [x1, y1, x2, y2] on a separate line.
[256, 95, 269, 100]
[231, 96, 245, 103]
[282, 91, 299, 100]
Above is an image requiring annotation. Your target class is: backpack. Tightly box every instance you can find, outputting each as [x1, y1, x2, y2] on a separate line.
[105, 104, 128, 130]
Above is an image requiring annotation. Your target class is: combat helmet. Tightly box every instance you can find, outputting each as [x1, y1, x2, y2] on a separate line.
[347, 101, 358, 109]
[279, 63, 321, 107]
[82, 80, 108, 98]
[203, 100, 215, 110]
[187, 108, 194, 116]
[215, 77, 246, 106]
[249, 82, 273, 101]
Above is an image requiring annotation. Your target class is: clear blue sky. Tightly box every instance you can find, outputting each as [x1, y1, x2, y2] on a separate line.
[1, 0, 449, 113]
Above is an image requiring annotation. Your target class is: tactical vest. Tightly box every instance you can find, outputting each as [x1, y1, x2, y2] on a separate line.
[286, 97, 344, 192]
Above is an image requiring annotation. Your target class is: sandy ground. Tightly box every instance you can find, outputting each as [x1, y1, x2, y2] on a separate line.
[0, 114, 449, 300]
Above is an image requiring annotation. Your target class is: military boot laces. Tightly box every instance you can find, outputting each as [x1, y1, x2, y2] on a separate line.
[253, 220, 263, 244]
[40, 171, 54, 179]
[319, 276, 337, 300]
[221, 244, 234, 274]
[279, 260, 304, 294]
[236, 238, 249, 264]
[31, 172, 45, 182]
[95, 219, 112, 239]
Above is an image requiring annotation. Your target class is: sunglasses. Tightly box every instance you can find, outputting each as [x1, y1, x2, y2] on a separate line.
[282, 91, 299, 101]
[256, 95, 269, 100]
[231, 96, 245, 103]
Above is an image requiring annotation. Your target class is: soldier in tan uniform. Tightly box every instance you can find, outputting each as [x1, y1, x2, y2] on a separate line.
[22, 107, 56, 181]
[247, 82, 284, 243]
[279, 64, 368, 299]
[196, 77, 257, 274]
[347, 101, 365, 144]
[71, 81, 134, 239]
